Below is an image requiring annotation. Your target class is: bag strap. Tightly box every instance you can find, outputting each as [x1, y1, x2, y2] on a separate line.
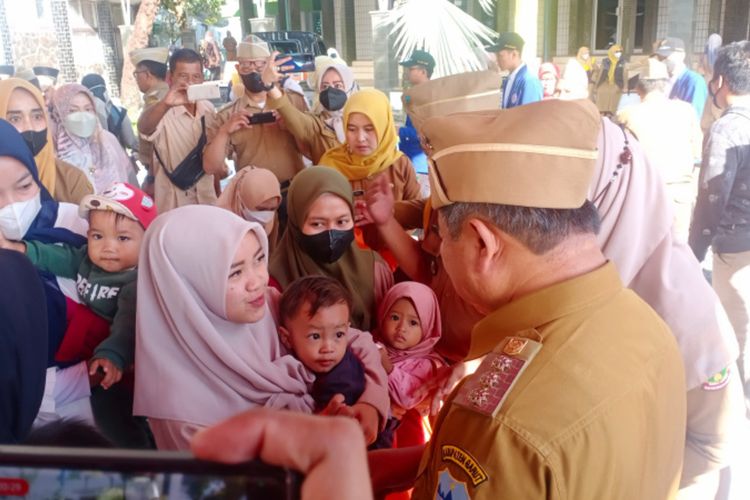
[151, 115, 207, 173]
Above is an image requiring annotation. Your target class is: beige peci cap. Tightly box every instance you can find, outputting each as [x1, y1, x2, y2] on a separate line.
[129, 47, 169, 66]
[422, 99, 601, 210]
[238, 35, 271, 59]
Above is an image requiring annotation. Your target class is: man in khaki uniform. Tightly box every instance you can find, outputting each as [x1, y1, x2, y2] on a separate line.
[130, 47, 170, 197]
[203, 38, 307, 187]
[371, 99, 687, 499]
[137, 48, 217, 213]
[616, 58, 702, 242]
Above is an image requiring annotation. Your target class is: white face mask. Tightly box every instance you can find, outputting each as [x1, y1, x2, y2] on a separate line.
[242, 208, 275, 225]
[0, 193, 42, 240]
[581, 53, 590, 60]
[63, 111, 97, 138]
[614, 52, 622, 59]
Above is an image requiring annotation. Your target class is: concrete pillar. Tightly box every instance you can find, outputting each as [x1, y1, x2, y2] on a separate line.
[354, 0, 374, 60]
[50, 0, 76, 83]
[0, 0, 13, 65]
[96, 0, 120, 97]
[370, 10, 398, 92]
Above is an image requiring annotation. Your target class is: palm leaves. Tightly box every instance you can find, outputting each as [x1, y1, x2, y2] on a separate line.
[379, 0, 498, 78]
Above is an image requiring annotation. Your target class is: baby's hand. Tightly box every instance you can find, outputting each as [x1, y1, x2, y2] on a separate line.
[378, 345, 393, 374]
[0, 232, 26, 252]
[89, 358, 123, 390]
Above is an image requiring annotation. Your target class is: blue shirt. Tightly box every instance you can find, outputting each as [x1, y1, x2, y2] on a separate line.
[501, 64, 543, 109]
[398, 115, 429, 174]
[670, 68, 708, 120]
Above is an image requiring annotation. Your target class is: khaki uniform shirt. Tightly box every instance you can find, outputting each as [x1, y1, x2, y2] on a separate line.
[210, 91, 307, 183]
[144, 100, 217, 213]
[53, 159, 93, 205]
[412, 263, 686, 500]
[139, 81, 170, 169]
[267, 93, 339, 164]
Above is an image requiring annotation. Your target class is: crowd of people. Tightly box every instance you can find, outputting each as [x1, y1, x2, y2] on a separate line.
[0, 26, 749, 500]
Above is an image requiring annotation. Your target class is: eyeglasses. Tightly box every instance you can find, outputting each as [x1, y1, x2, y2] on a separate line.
[237, 60, 267, 71]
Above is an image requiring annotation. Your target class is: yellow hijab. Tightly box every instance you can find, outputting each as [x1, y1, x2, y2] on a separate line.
[0, 78, 57, 196]
[607, 44, 623, 85]
[318, 88, 403, 181]
[576, 46, 595, 72]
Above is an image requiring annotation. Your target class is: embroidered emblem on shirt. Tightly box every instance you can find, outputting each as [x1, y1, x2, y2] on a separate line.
[454, 336, 542, 417]
[441, 445, 488, 486]
[503, 338, 527, 356]
[435, 468, 470, 500]
[702, 367, 731, 391]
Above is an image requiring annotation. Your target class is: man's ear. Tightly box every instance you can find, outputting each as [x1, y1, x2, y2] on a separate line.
[166, 72, 173, 86]
[278, 326, 293, 350]
[466, 218, 503, 273]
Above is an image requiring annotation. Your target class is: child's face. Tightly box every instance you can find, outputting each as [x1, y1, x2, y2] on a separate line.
[87, 211, 144, 273]
[281, 301, 349, 373]
[381, 298, 423, 350]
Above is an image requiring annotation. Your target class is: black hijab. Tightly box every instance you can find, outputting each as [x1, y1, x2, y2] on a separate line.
[0, 249, 48, 444]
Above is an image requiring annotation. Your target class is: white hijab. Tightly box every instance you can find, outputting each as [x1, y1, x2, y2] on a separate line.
[314, 62, 357, 143]
[133, 205, 314, 426]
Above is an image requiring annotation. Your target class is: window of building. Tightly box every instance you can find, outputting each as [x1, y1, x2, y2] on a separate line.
[593, 0, 646, 52]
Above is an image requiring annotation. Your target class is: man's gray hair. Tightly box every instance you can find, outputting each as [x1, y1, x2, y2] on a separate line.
[439, 201, 600, 255]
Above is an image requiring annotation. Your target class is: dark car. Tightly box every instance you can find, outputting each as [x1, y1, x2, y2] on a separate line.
[253, 31, 328, 92]
[253, 31, 327, 57]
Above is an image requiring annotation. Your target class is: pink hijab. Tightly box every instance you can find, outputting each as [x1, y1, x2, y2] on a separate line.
[49, 83, 130, 193]
[377, 282, 443, 364]
[590, 117, 738, 390]
[133, 205, 315, 427]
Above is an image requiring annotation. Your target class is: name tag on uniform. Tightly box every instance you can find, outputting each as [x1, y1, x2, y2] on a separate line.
[454, 336, 542, 417]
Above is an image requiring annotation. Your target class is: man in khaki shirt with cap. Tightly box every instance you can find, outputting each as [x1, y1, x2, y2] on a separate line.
[137, 48, 218, 212]
[370, 99, 686, 499]
[203, 36, 307, 188]
[130, 47, 170, 196]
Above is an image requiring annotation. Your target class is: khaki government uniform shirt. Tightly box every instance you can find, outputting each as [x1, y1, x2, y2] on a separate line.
[267, 93, 339, 164]
[412, 263, 686, 500]
[210, 91, 307, 183]
[54, 159, 93, 205]
[139, 81, 170, 169]
[144, 100, 217, 212]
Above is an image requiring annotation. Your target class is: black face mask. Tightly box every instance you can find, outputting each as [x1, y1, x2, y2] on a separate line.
[20, 129, 48, 157]
[298, 229, 354, 264]
[242, 72, 268, 93]
[319, 87, 348, 111]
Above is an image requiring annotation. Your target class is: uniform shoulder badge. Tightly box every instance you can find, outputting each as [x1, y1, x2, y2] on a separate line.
[453, 336, 541, 417]
[702, 366, 731, 391]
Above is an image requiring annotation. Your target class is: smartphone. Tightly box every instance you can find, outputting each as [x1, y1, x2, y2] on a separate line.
[187, 82, 221, 102]
[275, 53, 315, 74]
[0, 445, 301, 499]
[248, 112, 276, 125]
